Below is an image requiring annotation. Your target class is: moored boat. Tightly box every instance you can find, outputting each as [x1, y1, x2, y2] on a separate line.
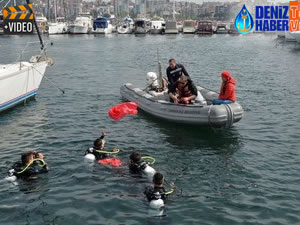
[48, 17, 68, 35]
[165, 21, 178, 34]
[134, 18, 150, 34]
[216, 23, 227, 34]
[183, 20, 195, 34]
[195, 20, 213, 35]
[92, 17, 113, 34]
[117, 17, 134, 34]
[69, 14, 92, 34]
[120, 83, 243, 128]
[150, 19, 165, 34]
[228, 23, 239, 35]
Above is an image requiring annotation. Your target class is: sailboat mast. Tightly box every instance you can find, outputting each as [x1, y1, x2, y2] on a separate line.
[173, 0, 176, 21]
[54, 0, 57, 22]
[26, 0, 44, 50]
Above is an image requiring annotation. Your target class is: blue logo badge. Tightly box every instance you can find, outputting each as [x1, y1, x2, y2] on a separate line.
[235, 4, 254, 34]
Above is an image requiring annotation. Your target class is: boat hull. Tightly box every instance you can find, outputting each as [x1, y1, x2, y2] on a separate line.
[0, 61, 48, 112]
[120, 83, 243, 128]
[48, 22, 68, 34]
[92, 26, 113, 34]
[165, 29, 178, 34]
[69, 25, 89, 34]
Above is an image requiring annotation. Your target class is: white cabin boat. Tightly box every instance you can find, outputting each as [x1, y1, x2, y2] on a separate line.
[48, 17, 68, 35]
[183, 20, 195, 34]
[92, 17, 113, 34]
[69, 15, 92, 34]
[165, 21, 178, 34]
[117, 17, 134, 34]
[150, 20, 165, 34]
[134, 18, 150, 34]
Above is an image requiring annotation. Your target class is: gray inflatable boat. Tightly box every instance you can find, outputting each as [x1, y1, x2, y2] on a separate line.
[120, 83, 243, 128]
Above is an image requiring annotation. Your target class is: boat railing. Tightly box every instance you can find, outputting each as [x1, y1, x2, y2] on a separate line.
[15, 41, 50, 67]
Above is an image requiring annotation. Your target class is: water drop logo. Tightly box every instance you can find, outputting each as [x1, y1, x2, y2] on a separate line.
[235, 4, 254, 34]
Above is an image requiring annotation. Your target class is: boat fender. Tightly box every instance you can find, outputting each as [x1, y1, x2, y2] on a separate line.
[143, 165, 156, 178]
[149, 199, 164, 209]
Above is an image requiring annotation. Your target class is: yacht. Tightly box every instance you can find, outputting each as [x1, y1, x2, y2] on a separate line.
[48, 17, 68, 35]
[183, 20, 195, 34]
[165, 21, 178, 34]
[117, 17, 134, 34]
[216, 23, 228, 34]
[228, 23, 239, 35]
[195, 20, 213, 35]
[150, 19, 165, 34]
[69, 14, 92, 34]
[134, 18, 150, 34]
[92, 17, 113, 34]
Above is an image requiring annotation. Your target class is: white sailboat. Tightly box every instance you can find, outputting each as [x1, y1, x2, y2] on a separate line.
[0, 0, 53, 113]
[48, 0, 68, 35]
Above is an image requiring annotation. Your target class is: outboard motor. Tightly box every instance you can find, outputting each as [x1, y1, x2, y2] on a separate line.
[146, 72, 159, 90]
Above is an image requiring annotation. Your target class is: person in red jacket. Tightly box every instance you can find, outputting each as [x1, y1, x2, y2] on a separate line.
[212, 71, 236, 105]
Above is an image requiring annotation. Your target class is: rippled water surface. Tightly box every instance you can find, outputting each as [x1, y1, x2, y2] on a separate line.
[0, 34, 300, 225]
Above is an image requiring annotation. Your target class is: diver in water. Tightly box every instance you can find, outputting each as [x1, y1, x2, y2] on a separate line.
[85, 131, 108, 160]
[129, 152, 156, 178]
[7, 151, 49, 181]
[144, 172, 172, 209]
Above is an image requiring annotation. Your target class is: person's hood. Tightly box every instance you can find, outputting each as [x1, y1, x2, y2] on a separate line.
[222, 71, 236, 84]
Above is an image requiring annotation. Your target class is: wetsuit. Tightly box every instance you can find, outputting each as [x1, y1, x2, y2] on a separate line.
[85, 134, 108, 160]
[10, 160, 49, 180]
[144, 186, 167, 202]
[129, 160, 147, 174]
[166, 64, 190, 86]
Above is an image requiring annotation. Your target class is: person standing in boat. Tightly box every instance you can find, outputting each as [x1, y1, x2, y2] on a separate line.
[212, 71, 236, 105]
[166, 59, 190, 86]
[168, 75, 198, 104]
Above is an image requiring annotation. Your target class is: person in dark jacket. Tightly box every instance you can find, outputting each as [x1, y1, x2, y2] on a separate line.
[8, 151, 49, 180]
[212, 71, 236, 105]
[168, 75, 198, 104]
[166, 58, 190, 86]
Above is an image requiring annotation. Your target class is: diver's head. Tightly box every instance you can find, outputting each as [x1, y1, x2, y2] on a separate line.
[169, 58, 176, 69]
[21, 152, 34, 165]
[93, 138, 105, 150]
[153, 172, 164, 187]
[130, 152, 141, 163]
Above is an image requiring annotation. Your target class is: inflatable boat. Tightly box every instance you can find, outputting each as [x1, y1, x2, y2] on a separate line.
[120, 83, 243, 128]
